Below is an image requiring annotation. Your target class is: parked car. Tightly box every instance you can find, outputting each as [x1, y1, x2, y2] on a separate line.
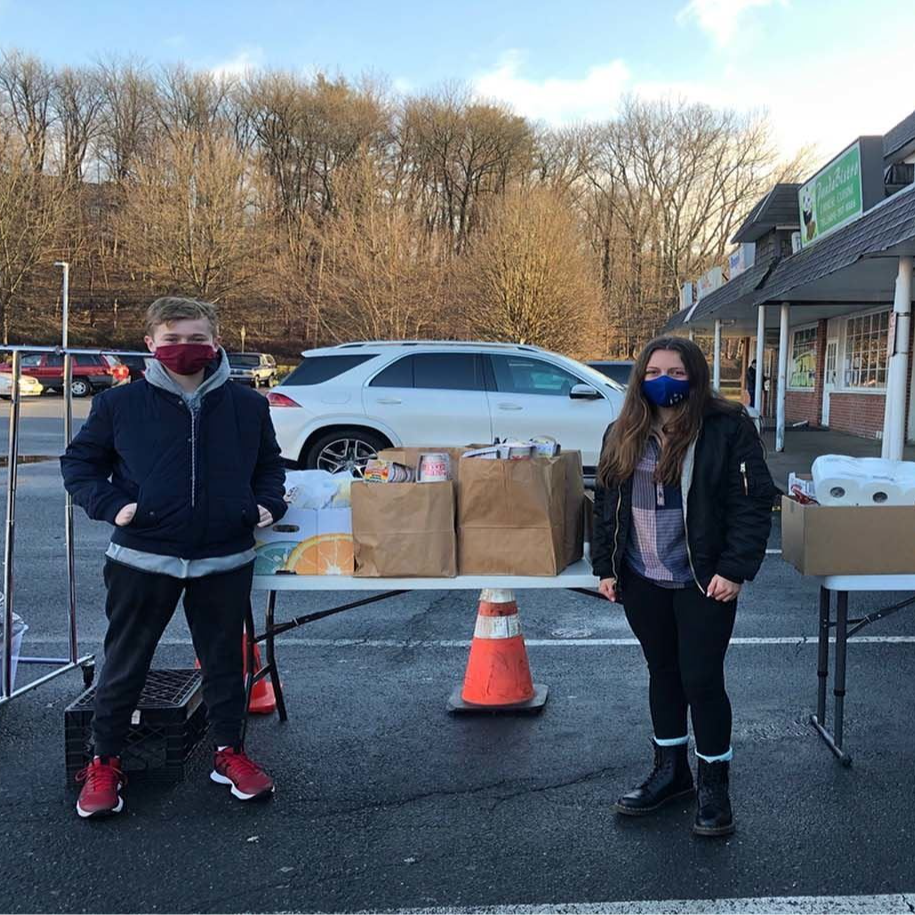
[268, 341, 626, 477]
[588, 360, 635, 387]
[227, 352, 277, 387]
[117, 353, 152, 382]
[0, 372, 43, 399]
[1, 352, 129, 397]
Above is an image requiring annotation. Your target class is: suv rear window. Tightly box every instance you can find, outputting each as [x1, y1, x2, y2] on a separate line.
[369, 354, 485, 391]
[283, 354, 374, 386]
[229, 354, 261, 367]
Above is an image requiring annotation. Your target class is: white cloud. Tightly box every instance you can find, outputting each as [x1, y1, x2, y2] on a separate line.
[209, 47, 264, 80]
[472, 50, 629, 125]
[676, 0, 789, 47]
[470, 30, 915, 165]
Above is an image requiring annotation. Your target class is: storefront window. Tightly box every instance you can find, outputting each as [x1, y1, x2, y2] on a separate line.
[789, 326, 817, 389]
[843, 310, 889, 389]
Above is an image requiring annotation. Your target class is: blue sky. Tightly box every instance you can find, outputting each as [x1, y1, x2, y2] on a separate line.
[1, 0, 912, 163]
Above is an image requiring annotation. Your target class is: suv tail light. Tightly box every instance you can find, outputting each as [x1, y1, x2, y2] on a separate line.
[267, 392, 300, 408]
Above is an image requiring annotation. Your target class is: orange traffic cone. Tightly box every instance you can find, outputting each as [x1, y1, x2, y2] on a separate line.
[448, 589, 548, 713]
[243, 633, 277, 715]
[195, 628, 277, 715]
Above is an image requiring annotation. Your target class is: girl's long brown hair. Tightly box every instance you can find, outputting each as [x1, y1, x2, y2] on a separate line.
[597, 336, 740, 488]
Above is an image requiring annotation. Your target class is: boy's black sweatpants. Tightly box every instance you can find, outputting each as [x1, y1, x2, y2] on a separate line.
[92, 559, 254, 756]
[620, 566, 737, 758]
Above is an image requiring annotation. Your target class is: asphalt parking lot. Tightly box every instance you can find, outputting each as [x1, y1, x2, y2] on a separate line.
[0, 404, 914, 914]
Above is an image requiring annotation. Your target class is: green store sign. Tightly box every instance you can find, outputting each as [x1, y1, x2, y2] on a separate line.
[798, 142, 863, 248]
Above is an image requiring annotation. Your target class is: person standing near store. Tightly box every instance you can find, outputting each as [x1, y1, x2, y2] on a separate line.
[61, 296, 287, 818]
[591, 336, 775, 837]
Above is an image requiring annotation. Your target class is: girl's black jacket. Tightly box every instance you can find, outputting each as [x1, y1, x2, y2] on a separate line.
[591, 405, 777, 593]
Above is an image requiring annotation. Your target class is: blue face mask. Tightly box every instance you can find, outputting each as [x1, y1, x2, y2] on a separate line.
[642, 375, 690, 408]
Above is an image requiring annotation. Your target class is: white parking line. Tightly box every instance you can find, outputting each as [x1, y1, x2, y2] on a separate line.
[353, 893, 915, 915]
[24, 635, 915, 648]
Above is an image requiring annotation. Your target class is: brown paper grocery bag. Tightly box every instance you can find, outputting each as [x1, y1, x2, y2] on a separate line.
[458, 455, 572, 576]
[352, 481, 457, 578]
[561, 451, 585, 568]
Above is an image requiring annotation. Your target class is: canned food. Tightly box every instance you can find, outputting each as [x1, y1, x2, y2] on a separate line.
[418, 452, 450, 482]
[363, 459, 414, 483]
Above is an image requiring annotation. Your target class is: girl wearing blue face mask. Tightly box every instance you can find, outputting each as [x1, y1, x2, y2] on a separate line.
[591, 336, 775, 837]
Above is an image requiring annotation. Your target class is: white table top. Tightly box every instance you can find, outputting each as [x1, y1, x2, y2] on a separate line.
[820, 574, 915, 592]
[253, 559, 600, 592]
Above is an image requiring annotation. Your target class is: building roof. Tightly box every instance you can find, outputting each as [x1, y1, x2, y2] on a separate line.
[755, 182, 915, 304]
[731, 184, 801, 243]
[661, 255, 778, 333]
[884, 109, 915, 159]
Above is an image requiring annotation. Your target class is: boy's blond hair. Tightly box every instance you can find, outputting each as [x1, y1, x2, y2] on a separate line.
[145, 296, 219, 336]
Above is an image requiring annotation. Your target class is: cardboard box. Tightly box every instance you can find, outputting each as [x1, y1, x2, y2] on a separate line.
[254, 506, 354, 576]
[781, 495, 915, 575]
[352, 480, 457, 578]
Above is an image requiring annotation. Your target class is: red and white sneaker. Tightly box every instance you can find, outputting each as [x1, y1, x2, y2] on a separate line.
[210, 747, 275, 801]
[75, 756, 126, 818]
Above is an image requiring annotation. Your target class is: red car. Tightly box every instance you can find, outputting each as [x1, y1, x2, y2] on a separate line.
[2, 352, 129, 397]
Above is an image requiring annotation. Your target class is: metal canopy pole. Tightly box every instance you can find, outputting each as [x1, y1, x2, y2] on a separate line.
[713, 319, 722, 390]
[776, 303, 790, 452]
[1, 352, 22, 699]
[0, 344, 149, 706]
[883, 256, 912, 460]
[755, 305, 766, 411]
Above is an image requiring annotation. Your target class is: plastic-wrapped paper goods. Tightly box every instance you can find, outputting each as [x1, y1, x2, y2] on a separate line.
[812, 455, 915, 506]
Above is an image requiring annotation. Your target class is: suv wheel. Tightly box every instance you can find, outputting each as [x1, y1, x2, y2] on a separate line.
[305, 429, 389, 477]
[70, 379, 91, 398]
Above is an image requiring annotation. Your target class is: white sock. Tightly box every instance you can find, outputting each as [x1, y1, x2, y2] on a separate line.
[654, 735, 689, 747]
[697, 746, 734, 763]
[217, 745, 229, 751]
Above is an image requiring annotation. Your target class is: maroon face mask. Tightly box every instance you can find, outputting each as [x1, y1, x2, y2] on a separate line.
[154, 344, 218, 376]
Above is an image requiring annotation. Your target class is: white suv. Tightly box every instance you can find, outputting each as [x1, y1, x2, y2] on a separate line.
[268, 341, 626, 476]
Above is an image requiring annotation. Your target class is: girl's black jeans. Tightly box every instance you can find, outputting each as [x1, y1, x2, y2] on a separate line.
[620, 566, 737, 758]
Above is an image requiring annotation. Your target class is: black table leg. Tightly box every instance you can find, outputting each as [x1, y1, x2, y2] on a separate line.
[813, 587, 830, 726]
[264, 590, 288, 722]
[241, 602, 257, 744]
[832, 591, 850, 763]
[811, 588, 852, 767]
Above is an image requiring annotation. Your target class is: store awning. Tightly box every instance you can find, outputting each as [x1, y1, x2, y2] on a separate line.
[661, 256, 777, 334]
[756, 182, 915, 305]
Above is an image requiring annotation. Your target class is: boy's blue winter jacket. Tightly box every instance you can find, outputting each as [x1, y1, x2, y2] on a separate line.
[61, 378, 288, 559]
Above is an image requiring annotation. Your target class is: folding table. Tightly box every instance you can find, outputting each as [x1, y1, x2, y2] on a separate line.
[812, 574, 915, 766]
[245, 560, 602, 721]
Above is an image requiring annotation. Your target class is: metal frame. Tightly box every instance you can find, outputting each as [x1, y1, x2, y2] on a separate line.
[810, 583, 915, 766]
[246, 566, 604, 723]
[0, 345, 150, 706]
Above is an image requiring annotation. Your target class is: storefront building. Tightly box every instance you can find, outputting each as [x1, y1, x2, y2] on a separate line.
[666, 109, 915, 452]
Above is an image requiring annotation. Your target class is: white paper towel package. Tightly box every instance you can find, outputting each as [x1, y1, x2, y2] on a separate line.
[811, 455, 915, 506]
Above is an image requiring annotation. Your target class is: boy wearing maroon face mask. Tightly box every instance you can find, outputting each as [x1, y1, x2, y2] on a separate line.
[61, 297, 287, 818]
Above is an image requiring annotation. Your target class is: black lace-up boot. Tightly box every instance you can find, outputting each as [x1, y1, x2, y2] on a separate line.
[614, 740, 694, 816]
[693, 758, 735, 837]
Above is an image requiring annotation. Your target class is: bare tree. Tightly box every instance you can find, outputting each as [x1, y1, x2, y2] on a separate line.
[117, 132, 262, 302]
[51, 66, 105, 182]
[400, 87, 533, 250]
[317, 156, 447, 342]
[0, 138, 70, 341]
[0, 50, 55, 173]
[458, 187, 602, 357]
[96, 58, 156, 182]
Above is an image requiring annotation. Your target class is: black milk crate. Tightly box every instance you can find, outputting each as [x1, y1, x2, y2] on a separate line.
[65, 669, 209, 784]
